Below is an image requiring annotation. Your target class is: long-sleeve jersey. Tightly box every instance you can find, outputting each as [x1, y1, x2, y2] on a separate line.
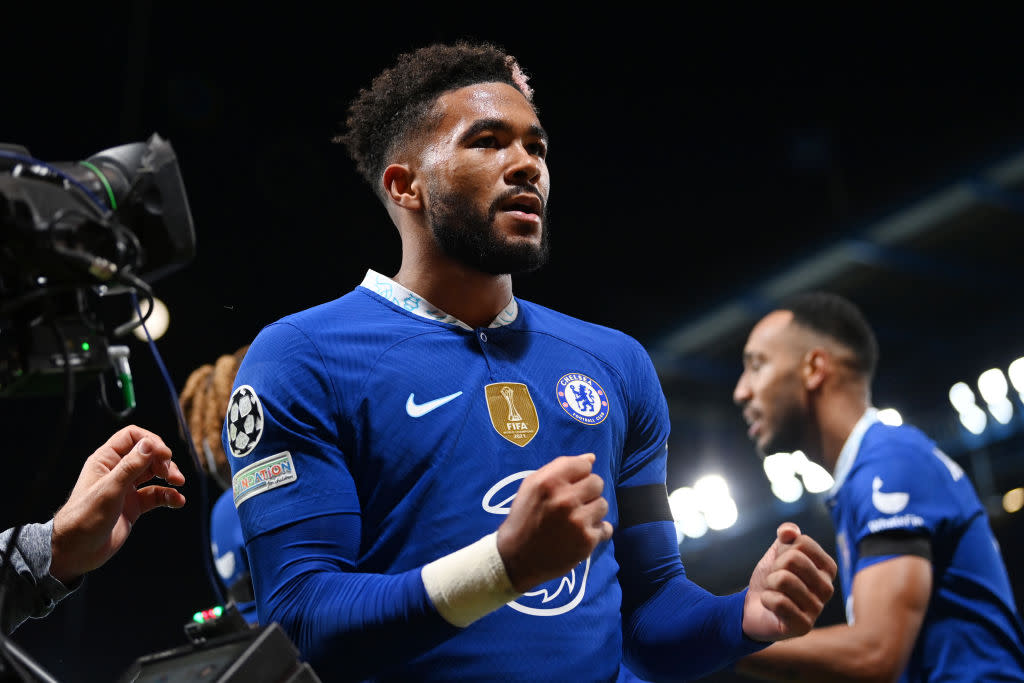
[225, 271, 765, 681]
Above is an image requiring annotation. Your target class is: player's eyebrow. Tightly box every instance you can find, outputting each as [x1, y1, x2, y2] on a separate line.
[458, 118, 548, 146]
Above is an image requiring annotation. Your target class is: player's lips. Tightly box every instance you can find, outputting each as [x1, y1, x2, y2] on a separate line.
[747, 420, 761, 440]
[743, 410, 761, 440]
[499, 193, 542, 222]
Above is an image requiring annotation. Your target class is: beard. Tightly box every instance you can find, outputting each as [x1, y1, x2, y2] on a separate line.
[427, 184, 550, 275]
[757, 394, 809, 458]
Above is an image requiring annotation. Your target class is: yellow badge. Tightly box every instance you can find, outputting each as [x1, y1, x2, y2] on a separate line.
[485, 382, 539, 447]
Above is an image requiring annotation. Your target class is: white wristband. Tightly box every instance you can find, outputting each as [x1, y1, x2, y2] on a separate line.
[421, 532, 523, 628]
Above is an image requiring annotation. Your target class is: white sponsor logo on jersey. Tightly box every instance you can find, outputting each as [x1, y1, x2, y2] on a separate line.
[482, 471, 590, 616]
[871, 476, 909, 514]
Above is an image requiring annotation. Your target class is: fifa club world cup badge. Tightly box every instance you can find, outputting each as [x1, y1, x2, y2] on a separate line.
[485, 382, 539, 447]
[556, 373, 609, 425]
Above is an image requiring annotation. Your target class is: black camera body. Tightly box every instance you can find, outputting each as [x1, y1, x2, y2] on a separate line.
[0, 133, 196, 398]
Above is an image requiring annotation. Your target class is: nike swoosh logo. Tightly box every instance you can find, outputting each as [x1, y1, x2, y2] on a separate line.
[406, 391, 464, 417]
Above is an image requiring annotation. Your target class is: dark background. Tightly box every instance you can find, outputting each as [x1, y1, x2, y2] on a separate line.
[3, 5, 1024, 681]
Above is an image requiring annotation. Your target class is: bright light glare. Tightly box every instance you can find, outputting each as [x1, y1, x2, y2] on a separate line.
[703, 497, 738, 530]
[949, 382, 976, 412]
[763, 453, 795, 480]
[959, 404, 988, 435]
[771, 476, 803, 503]
[693, 474, 730, 499]
[1008, 358, 1024, 394]
[978, 368, 1009, 405]
[692, 475, 737, 531]
[988, 398, 1014, 425]
[799, 461, 835, 493]
[876, 408, 903, 426]
[668, 487, 708, 539]
[131, 297, 170, 341]
[764, 451, 833, 497]
[1003, 488, 1024, 514]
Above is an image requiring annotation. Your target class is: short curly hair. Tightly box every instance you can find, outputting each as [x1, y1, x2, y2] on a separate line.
[334, 40, 535, 199]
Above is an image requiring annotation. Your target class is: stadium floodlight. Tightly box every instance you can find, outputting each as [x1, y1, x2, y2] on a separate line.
[1007, 357, 1024, 398]
[667, 486, 708, 539]
[798, 460, 835, 493]
[876, 408, 903, 426]
[961, 405, 988, 435]
[978, 368, 1009, 405]
[771, 476, 804, 503]
[978, 369, 1014, 425]
[949, 382, 976, 413]
[693, 475, 737, 531]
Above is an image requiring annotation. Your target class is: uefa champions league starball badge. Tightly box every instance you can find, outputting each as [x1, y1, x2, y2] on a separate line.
[227, 385, 264, 457]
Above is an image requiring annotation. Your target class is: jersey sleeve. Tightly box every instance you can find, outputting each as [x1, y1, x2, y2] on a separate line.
[616, 336, 671, 489]
[225, 323, 460, 680]
[246, 513, 458, 681]
[225, 321, 360, 537]
[842, 438, 949, 573]
[613, 339, 767, 680]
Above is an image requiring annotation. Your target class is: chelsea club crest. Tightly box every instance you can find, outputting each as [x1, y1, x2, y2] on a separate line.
[556, 373, 609, 425]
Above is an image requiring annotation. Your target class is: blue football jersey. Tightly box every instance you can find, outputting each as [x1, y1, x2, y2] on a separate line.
[828, 410, 1024, 681]
[224, 271, 681, 681]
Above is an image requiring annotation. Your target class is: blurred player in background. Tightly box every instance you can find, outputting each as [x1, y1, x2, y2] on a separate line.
[733, 291, 1024, 681]
[178, 345, 257, 626]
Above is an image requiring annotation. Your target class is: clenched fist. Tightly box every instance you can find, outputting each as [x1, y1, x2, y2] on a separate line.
[496, 453, 613, 592]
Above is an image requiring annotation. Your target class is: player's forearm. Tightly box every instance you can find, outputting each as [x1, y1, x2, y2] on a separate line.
[247, 517, 460, 681]
[735, 623, 901, 683]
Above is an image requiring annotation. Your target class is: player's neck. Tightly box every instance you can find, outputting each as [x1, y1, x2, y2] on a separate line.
[820, 393, 871, 471]
[394, 259, 513, 329]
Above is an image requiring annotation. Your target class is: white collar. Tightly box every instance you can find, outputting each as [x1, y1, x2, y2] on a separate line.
[358, 269, 518, 330]
[827, 407, 880, 498]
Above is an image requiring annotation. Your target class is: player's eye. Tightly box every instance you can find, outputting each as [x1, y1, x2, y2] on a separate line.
[526, 140, 547, 158]
[470, 135, 499, 149]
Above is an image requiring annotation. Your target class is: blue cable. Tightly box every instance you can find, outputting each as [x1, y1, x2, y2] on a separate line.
[0, 150, 108, 212]
[130, 291, 226, 607]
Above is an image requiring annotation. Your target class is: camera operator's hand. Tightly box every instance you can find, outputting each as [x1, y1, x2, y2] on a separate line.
[49, 425, 186, 584]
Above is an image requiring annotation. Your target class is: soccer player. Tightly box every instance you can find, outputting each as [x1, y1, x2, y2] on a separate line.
[223, 40, 837, 681]
[732, 291, 1024, 681]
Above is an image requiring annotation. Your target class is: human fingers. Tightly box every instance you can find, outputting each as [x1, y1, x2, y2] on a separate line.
[103, 425, 165, 457]
[758, 588, 817, 637]
[571, 471, 606, 504]
[140, 451, 185, 486]
[113, 438, 172, 490]
[133, 485, 188, 519]
[544, 453, 596, 482]
[793, 533, 838, 578]
[775, 522, 801, 546]
[574, 496, 613, 543]
[761, 555, 833, 617]
[779, 542, 837, 603]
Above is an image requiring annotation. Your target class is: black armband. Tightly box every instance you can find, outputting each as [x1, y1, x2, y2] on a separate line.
[858, 530, 932, 561]
[616, 483, 673, 530]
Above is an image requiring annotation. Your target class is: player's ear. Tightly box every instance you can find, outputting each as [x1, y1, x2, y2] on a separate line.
[803, 348, 828, 390]
[382, 164, 422, 210]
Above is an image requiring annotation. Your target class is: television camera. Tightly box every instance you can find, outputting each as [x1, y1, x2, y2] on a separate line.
[0, 133, 196, 409]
